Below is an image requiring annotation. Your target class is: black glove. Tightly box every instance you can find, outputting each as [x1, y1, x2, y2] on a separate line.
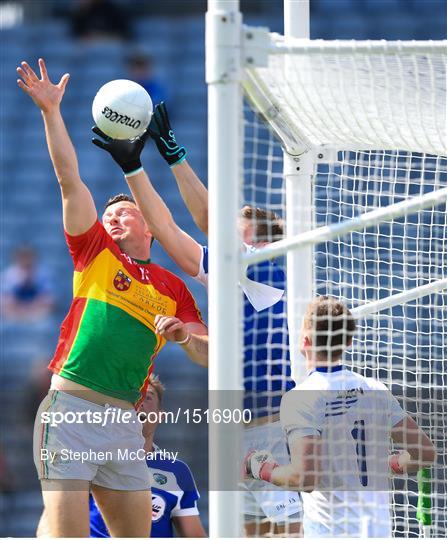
[91, 126, 149, 175]
[148, 102, 187, 167]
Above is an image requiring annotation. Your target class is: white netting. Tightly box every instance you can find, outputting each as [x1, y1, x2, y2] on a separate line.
[246, 38, 447, 156]
[314, 150, 447, 537]
[241, 36, 447, 535]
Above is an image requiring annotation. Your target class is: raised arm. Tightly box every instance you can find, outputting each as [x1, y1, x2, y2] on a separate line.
[92, 128, 202, 277]
[148, 103, 209, 236]
[127, 169, 203, 276]
[171, 161, 208, 236]
[17, 59, 96, 235]
[93, 127, 202, 277]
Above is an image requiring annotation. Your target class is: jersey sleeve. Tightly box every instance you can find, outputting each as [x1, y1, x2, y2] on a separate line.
[193, 246, 208, 288]
[64, 220, 109, 271]
[171, 462, 200, 517]
[174, 280, 205, 326]
[281, 389, 325, 441]
[371, 380, 406, 427]
[386, 389, 406, 427]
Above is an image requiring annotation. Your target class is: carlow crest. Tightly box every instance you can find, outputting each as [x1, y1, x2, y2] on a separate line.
[114, 270, 132, 291]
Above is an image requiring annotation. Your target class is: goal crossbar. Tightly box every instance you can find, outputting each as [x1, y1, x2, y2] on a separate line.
[351, 278, 447, 319]
[243, 186, 447, 266]
[269, 37, 447, 56]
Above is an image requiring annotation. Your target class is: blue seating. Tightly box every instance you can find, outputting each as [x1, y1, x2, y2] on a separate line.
[0, 5, 443, 536]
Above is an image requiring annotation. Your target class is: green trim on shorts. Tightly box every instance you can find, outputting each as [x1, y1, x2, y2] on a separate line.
[41, 391, 59, 478]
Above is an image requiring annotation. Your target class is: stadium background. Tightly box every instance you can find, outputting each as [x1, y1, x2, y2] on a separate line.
[0, 0, 445, 536]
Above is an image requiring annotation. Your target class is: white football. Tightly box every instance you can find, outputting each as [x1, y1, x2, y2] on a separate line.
[92, 79, 153, 140]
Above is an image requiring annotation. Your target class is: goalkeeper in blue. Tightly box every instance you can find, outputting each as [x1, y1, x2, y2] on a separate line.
[244, 296, 437, 538]
[92, 103, 302, 536]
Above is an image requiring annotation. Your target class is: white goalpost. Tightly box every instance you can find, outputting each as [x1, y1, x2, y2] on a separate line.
[207, 0, 447, 537]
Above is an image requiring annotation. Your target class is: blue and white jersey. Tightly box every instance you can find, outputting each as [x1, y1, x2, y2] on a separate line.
[280, 365, 406, 538]
[90, 450, 200, 538]
[195, 245, 295, 419]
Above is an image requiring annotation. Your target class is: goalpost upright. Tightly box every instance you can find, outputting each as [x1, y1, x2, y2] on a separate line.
[207, 0, 446, 535]
[283, 0, 313, 384]
[206, 1, 243, 537]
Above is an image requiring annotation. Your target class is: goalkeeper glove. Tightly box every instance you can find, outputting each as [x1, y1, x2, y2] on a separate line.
[244, 449, 278, 482]
[148, 102, 187, 167]
[91, 126, 149, 176]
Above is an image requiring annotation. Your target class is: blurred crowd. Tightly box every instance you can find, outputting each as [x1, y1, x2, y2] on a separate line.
[1, 0, 445, 536]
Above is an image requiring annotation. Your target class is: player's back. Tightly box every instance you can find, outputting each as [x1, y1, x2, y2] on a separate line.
[281, 365, 405, 537]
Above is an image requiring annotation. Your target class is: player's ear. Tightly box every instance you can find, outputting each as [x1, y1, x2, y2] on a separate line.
[302, 335, 312, 350]
[241, 221, 255, 245]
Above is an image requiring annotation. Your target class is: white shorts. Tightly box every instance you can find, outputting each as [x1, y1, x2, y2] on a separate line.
[243, 420, 303, 523]
[33, 390, 150, 491]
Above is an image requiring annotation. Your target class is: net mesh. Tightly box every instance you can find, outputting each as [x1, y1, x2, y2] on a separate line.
[247, 37, 447, 156]
[241, 38, 447, 536]
[315, 150, 447, 537]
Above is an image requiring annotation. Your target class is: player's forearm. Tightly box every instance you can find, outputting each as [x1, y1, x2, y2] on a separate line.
[390, 447, 437, 475]
[126, 169, 202, 276]
[125, 169, 176, 237]
[172, 161, 208, 236]
[180, 334, 208, 367]
[270, 464, 316, 491]
[42, 108, 81, 188]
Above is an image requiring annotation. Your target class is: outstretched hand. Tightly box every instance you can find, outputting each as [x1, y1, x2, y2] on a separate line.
[148, 102, 187, 167]
[92, 126, 150, 175]
[16, 58, 69, 113]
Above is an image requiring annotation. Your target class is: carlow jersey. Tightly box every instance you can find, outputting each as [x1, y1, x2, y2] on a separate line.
[49, 221, 203, 404]
[195, 245, 295, 418]
[90, 451, 200, 538]
[281, 365, 406, 538]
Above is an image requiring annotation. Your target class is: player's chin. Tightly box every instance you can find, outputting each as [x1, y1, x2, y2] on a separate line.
[110, 231, 125, 243]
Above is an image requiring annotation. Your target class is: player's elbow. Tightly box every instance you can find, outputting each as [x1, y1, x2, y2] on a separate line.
[422, 442, 437, 465]
[301, 472, 318, 491]
[287, 470, 317, 491]
[415, 433, 437, 466]
[195, 211, 208, 236]
[408, 440, 437, 469]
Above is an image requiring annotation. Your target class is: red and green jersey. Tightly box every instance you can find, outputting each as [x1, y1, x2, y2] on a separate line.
[49, 221, 204, 404]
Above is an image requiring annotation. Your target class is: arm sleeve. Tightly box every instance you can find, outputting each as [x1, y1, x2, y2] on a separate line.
[171, 463, 200, 517]
[281, 389, 325, 441]
[175, 280, 205, 326]
[372, 380, 407, 427]
[64, 220, 109, 271]
[387, 390, 407, 427]
[193, 246, 208, 288]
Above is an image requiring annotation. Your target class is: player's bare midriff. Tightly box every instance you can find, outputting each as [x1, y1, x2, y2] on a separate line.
[50, 373, 134, 409]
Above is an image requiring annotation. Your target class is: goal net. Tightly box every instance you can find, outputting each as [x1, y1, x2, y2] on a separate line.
[241, 38, 447, 537]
